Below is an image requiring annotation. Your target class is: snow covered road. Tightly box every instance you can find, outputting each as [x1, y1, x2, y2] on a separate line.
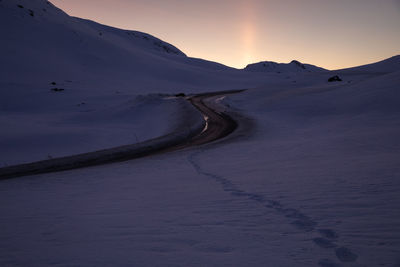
[0, 90, 241, 180]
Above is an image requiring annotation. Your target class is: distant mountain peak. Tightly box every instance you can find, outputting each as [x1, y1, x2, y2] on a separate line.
[290, 60, 306, 69]
[244, 60, 326, 73]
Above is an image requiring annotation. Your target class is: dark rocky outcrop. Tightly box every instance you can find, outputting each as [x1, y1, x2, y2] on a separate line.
[328, 75, 342, 82]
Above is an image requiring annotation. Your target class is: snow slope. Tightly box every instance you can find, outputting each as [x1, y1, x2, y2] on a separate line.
[0, 92, 203, 165]
[336, 55, 400, 74]
[209, 66, 400, 266]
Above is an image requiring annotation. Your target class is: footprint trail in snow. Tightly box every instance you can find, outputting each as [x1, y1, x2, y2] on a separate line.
[188, 150, 359, 266]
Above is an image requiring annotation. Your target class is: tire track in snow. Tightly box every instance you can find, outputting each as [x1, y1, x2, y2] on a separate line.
[188, 150, 359, 266]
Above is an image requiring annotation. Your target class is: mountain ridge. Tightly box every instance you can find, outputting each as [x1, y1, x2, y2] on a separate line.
[244, 60, 327, 73]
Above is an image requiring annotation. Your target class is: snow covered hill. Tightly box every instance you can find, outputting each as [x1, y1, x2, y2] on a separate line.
[244, 60, 327, 73]
[0, 0, 272, 165]
[336, 55, 400, 74]
[0, 0, 233, 89]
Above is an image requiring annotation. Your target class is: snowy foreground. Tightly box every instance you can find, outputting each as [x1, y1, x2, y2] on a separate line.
[1, 0, 400, 266]
[1, 62, 400, 267]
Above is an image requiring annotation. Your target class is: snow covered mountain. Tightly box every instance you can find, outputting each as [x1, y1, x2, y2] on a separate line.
[0, 0, 237, 89]
[244, 60, 327, 73]
[0, 0, 186, 68]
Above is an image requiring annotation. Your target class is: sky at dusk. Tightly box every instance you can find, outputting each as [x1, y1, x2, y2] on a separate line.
[51, 0, 400, 70]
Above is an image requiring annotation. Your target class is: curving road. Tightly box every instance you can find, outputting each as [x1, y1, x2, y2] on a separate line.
[0, 90, 243, 179]
[171, 89, 242, 149]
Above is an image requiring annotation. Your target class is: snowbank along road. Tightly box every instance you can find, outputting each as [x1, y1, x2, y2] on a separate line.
[0, 90, 243, 179]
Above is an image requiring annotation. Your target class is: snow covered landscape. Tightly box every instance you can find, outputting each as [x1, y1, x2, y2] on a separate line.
[1, 0, 400, 266]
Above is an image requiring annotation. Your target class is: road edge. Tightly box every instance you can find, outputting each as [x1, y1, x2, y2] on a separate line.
[0, 98, 205, 179]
